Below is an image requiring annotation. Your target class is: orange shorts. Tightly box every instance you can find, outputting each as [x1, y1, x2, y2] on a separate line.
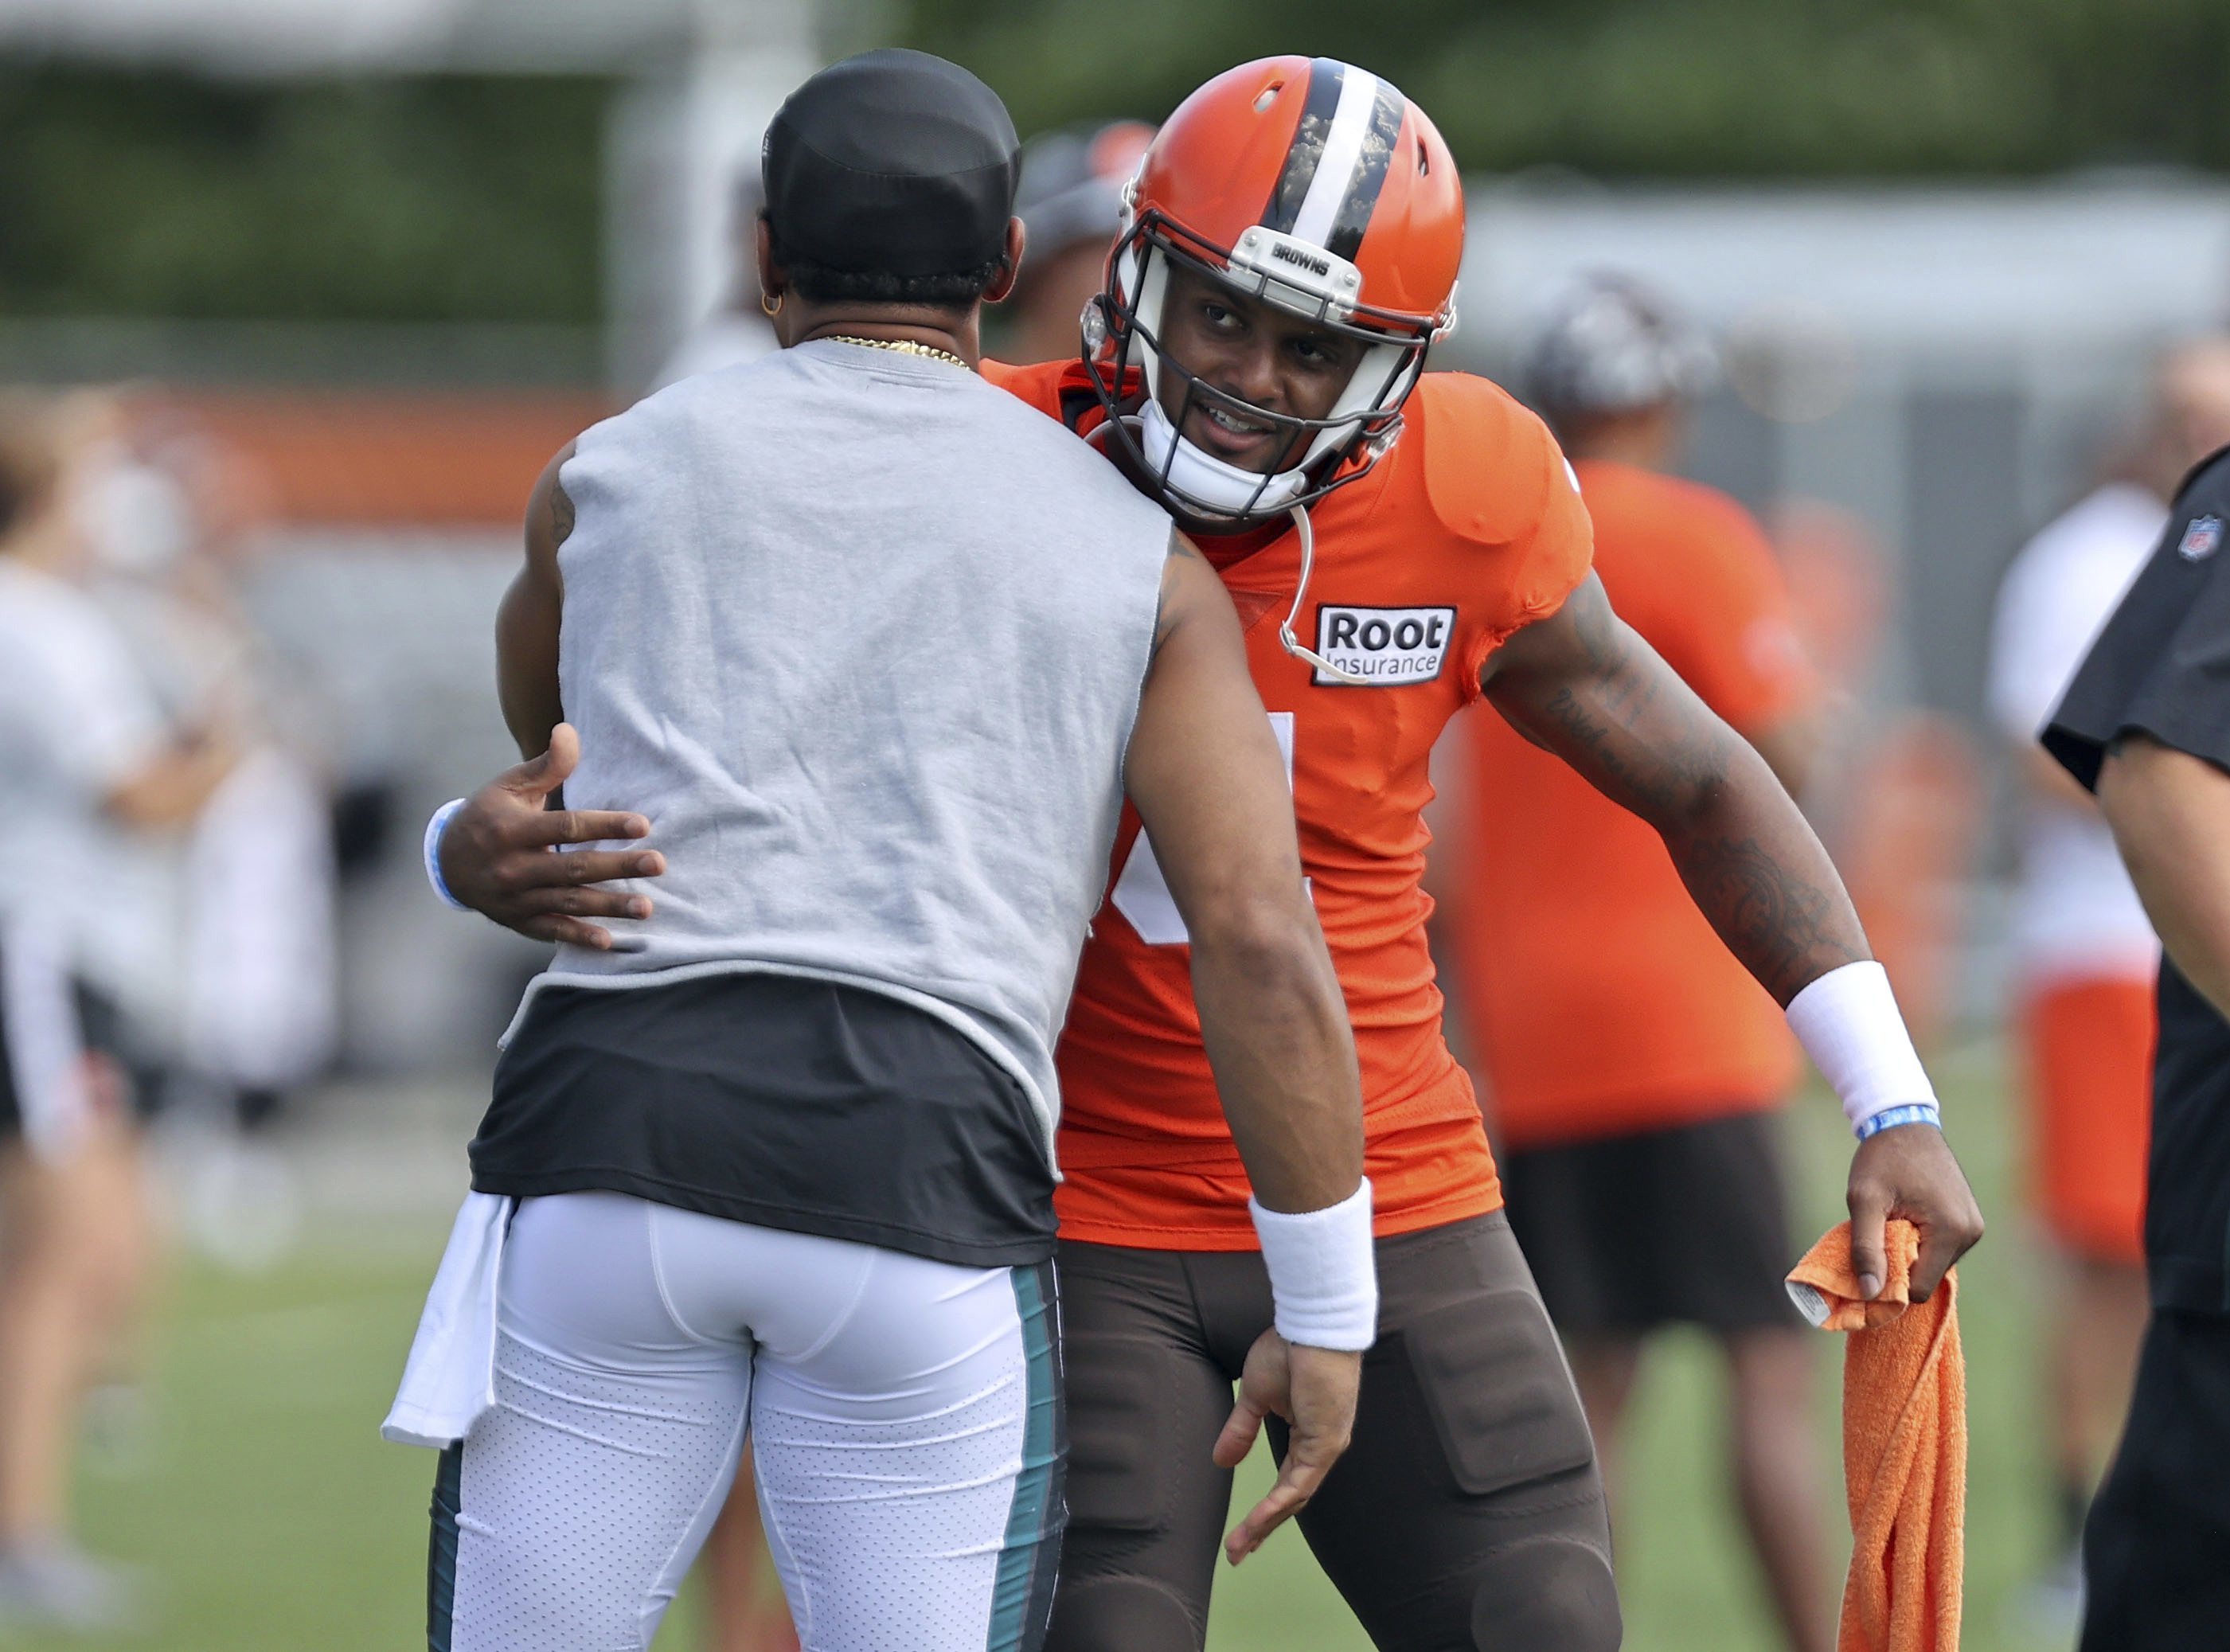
[2023, 975, 2156, 1265]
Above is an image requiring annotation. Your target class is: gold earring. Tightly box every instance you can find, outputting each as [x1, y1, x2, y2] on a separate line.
[760, 291, 783, 318]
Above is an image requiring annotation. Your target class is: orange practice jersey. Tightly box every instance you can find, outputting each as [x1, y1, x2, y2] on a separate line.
[983, 357, 1594, 1248]
[1447, 459, 1817, 1152]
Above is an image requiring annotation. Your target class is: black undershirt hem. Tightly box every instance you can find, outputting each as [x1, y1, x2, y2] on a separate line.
[475, 973, 1056, 1271]
[471, 1165, 1055, 1270]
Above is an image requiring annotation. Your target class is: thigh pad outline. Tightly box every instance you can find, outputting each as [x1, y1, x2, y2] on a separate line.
[1060, 1332, 1182, 1534]
[1400, 1289, 1596, 1499]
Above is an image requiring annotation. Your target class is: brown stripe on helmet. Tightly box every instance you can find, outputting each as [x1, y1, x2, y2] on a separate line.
[1260, 59, 1347, 236]
[1323, 80, 1407, 264]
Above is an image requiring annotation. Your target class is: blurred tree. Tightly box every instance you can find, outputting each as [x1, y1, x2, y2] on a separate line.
[4, 3, 2228, 325]
[904, 0, 2230, 176]
[0, 70, 607, 323]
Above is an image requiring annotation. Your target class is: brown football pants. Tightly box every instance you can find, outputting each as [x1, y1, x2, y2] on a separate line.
[1047, 1211, 1621, 1651]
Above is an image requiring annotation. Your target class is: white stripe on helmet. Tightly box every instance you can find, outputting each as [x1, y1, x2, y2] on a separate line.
[1287, 67, 1383, 252]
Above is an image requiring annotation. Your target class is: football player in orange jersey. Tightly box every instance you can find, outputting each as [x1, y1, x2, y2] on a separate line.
[432, 57, 1983, 1652]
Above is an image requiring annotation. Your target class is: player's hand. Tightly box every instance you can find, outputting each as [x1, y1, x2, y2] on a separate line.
[1847, 1123, 1985, 1304]
[439, 723, 666, 949]
[1213, 1330, 1361, 1567]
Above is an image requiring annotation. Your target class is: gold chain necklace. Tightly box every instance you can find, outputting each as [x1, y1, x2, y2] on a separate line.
[823, 334, 970, 370]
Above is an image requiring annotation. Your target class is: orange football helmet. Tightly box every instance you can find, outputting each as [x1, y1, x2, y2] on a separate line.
[1084, 56, 1464, 526]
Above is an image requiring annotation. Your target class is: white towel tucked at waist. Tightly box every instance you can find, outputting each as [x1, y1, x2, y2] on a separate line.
[382, 1192, 513, 1449]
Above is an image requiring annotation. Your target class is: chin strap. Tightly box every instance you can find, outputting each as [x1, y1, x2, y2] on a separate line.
[1136, 396, 1312, 520]
[1277, 505, 1370, 685]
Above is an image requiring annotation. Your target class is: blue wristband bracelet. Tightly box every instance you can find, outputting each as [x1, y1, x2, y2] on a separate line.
[1854, 1102, 1941, 1142]
[424, 798, 471, 912]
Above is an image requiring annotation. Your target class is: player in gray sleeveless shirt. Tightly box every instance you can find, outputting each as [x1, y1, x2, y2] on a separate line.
[389, 51, 1373, 1652]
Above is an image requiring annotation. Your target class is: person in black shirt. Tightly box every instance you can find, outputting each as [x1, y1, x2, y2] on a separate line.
[2044, 443, 2230, 1652]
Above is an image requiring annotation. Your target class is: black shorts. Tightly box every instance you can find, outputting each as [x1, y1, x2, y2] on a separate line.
[0, 979, 18, 1141]
[1048, 1212, 1621, 1652]
[2080, 1310, 2230, 1651]
[1501, 1108, 1802, 1337]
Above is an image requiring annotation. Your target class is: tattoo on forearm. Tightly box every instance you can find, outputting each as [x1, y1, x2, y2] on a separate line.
[1675, 834, 1865, 1000]
[1513, 580, 1716, 819]
[1536, 677, 1692, 818]
[1490, 577, 1867, 1005]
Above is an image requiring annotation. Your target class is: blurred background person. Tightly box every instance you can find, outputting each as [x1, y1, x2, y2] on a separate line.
[650, 172, 779, 392]
[1768, 500, 1986, 1057]
[995, 119, 1153, 365]
[72, 412, 340, 1280]
[1433, 275, 1834, 1652]
[0, 392, 238, 1631]
[694, 1486, 795, 1652]
[75, 420, 333, 1102]
[0, 913, 141, 1635]
[1985, 336, 2230, 1626]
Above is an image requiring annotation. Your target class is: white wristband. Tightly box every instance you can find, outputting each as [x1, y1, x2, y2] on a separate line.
[1785, 961, 1938, 1137]
[424, 798, 471, 912]
[1248, 1179, 1377, 1352]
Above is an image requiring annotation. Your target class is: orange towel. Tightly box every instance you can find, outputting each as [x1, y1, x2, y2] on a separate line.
[1786, 1220, 1965, 1652]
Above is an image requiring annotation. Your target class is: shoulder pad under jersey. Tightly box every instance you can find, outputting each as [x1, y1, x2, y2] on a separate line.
[980, 356, 1072, 418]
[1412, 371, 1572, 551]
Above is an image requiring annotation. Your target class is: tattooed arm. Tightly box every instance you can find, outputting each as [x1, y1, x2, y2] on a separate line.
[1482, 572, 1983, 1295]
[1480, 573, 1861, 1004]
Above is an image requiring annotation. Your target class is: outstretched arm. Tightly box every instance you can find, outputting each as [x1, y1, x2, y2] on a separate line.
[1483, 575, 1861, 1003]
[1482, 574, 1983, 1299]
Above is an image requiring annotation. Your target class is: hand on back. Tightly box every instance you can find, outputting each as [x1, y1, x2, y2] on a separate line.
[440, 723, 666, 949]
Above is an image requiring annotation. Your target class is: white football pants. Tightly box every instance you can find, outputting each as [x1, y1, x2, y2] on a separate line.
[429, 1192, 1064, 1652]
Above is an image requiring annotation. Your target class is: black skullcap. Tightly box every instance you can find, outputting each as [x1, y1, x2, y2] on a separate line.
[764, 49, 1021, 278]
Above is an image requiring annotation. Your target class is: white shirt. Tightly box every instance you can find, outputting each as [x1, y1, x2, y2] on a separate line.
[1987, 482, 2164, 982]
[0, 560, 176, 1025]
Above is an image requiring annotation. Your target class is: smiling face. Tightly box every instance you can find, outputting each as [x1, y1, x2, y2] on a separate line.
[1151, 263, 1367, 475]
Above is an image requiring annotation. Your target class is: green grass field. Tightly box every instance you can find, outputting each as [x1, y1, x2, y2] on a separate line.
[6, 1044, 2060, 1651]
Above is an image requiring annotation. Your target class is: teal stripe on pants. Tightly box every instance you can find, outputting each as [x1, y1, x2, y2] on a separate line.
[987, 1260, 1066, 1652]
[427, 1442, 463, 1652]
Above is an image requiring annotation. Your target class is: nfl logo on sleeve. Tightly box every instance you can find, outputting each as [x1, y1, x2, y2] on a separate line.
[2177, 514, 2222, 561]
[1313, 605, 1458, 686]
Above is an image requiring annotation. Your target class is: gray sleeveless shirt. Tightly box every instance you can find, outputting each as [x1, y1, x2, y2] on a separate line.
[508, 340, 1170, 1163]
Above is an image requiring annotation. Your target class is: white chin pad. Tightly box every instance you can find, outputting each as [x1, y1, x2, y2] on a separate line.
[1137, 397, 1310, 518]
